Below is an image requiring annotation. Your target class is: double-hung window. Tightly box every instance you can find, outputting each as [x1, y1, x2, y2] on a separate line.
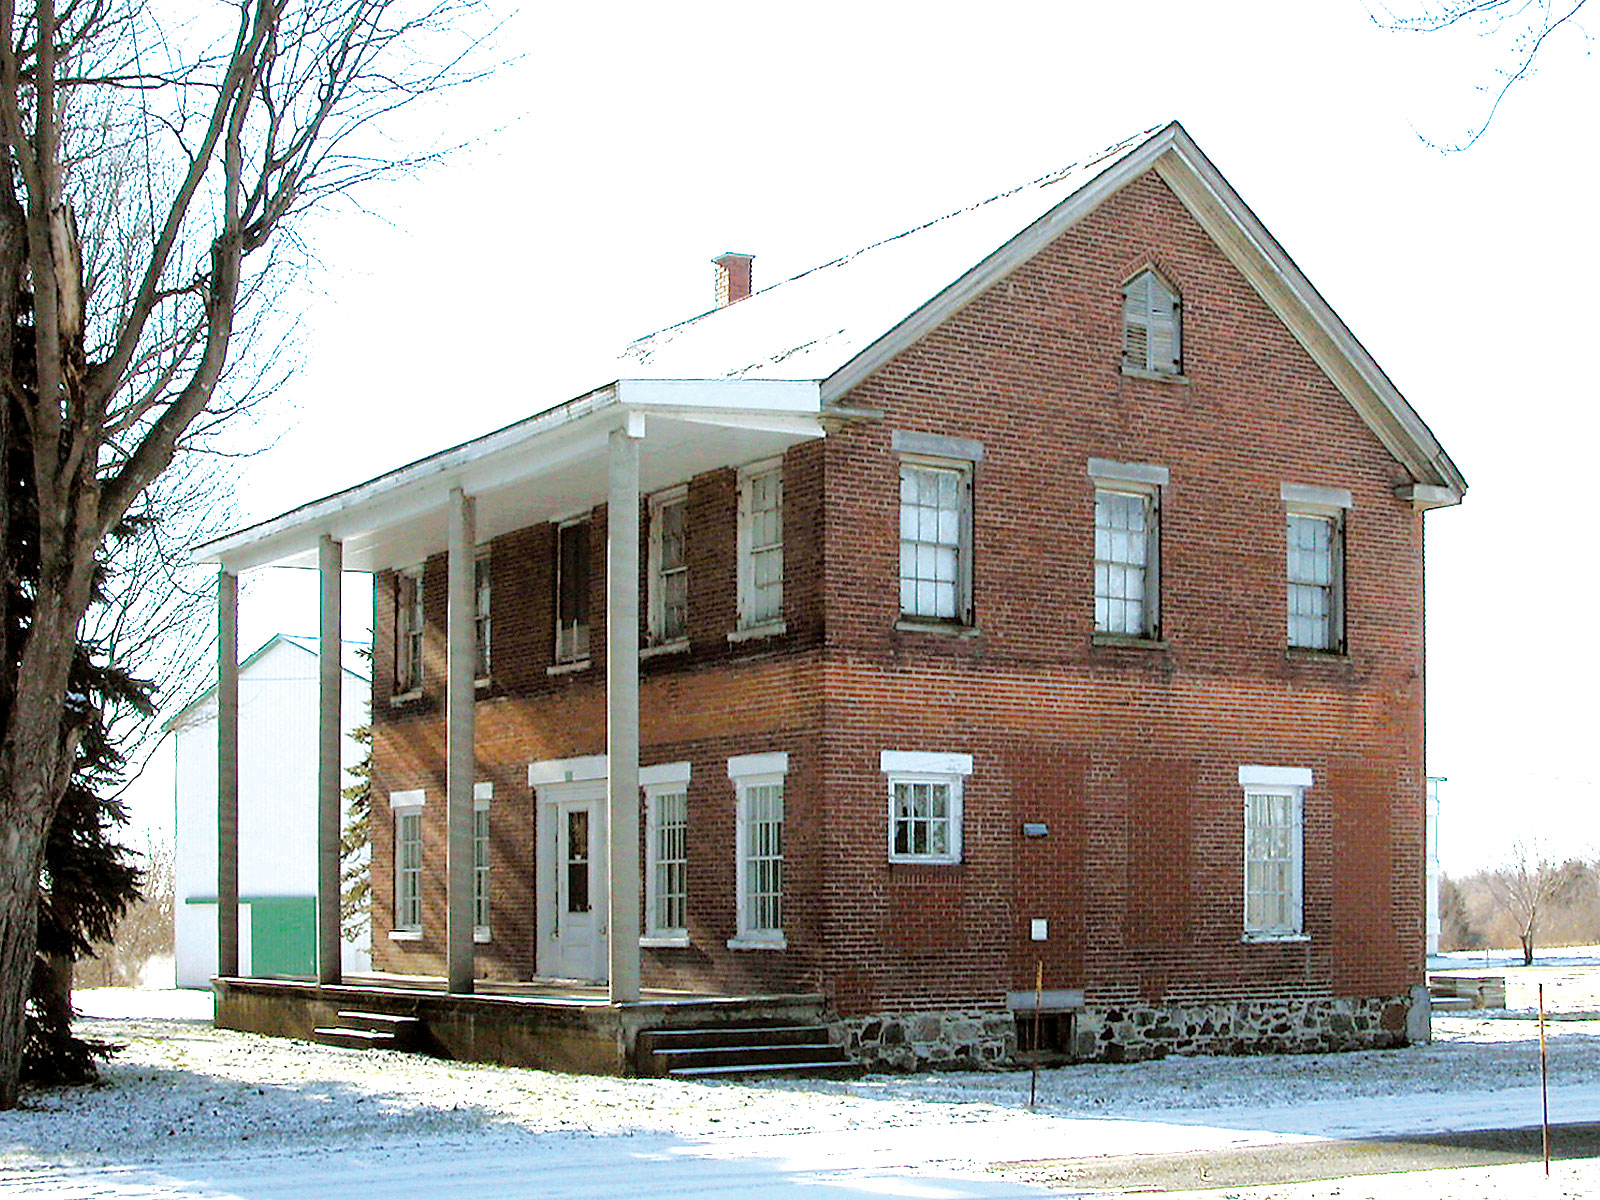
[736, 459, 784, 631]
[642, 762, 691, 945]
[390, 789, 425, 936]
[728, 752, 787, 949]
[472, 783, 491, 941]
[1240, 765, 1311, 940]
[474, 550, 492, 679]
[1122, 268, 1182, 376]
[1089, 459, 1167, 640]
[649, 487, 689, 646]
[882, 750, 973, 865]
[395, 567, 424, 693]
[554, 517, 590, 665]
[1282, 484, 1351, 653]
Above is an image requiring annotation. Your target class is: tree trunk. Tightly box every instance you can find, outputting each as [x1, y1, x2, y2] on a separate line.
[0, 799, 50, 1108]
[1521, 933, 1534, 967]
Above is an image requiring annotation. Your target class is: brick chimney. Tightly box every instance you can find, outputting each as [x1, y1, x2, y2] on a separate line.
[712, 252, 754, 308]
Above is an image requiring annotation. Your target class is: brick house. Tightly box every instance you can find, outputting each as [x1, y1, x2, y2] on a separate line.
[200, 122, 1464, 1068]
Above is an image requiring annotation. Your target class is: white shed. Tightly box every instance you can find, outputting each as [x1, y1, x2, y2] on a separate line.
[171, 634, 371, 987]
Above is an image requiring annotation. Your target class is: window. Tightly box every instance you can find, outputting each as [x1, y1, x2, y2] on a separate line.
[1123, 268, 1182, 376]
[473, 783, 491, 940]
[1089, 459, 1166, 640]
[728, 752, 787, 949]
[554, 518, 590, 664]
[649, 487, 688, 645]
[642, 762, 691, 944]
[395, 567, 424, 693]
[899, 459, 972, 623]
[474, 550, 492, 679]
[390, 789, 425, 936]
[1239, 765, 1310, 940]
[1282, 485, 1351, 653]
[882, 750, 972, 865]
[737, 460, 784, 630]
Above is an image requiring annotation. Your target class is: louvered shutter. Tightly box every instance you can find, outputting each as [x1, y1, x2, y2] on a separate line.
[1148, 274, 1180, 374]
[1123, 272, 1151, 369]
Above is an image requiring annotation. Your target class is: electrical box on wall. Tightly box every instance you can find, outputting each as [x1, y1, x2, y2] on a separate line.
[1030, 919, 1048, 941]
[1022, 823, 1049, 838]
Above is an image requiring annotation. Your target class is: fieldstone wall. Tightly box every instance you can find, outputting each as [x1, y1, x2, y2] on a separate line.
[835, 993, 1419, 1071]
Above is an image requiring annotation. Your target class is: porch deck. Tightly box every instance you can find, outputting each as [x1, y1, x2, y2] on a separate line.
[214, 974, 833, 1076]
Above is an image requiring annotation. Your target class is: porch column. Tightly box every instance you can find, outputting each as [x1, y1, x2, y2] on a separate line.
[607, 419, 643, 1003]
[217, 569, 239, 979]
[317, 535, 343, 985]
[445, 487, 477, 994]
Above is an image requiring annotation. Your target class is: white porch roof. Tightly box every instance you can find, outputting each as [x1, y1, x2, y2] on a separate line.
[196, 379, 825, 573]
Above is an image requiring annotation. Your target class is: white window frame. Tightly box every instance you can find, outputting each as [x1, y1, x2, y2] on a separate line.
[641, 761, 692, 947]
[897, 455, 974, 625]
[395, 566, 424, 695]
[1282, 484, 1352, 654]
[881, 750, 972, 865]
[1122, 267, 1182, 376]
[389, 789, 425, 939]
[736, 458, 784, 633]
[472, 782, 492, 942]
[648, 486, 689, 648]
[474, 548, 492, 681]
[1239, 765, 1311, 942]
[728, 752, 788, 950]
[553, 516, 590, 665]
[1089, 459, 1167, 640]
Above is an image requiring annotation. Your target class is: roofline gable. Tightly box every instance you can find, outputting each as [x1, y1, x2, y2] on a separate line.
[820, 121, 1465, 501]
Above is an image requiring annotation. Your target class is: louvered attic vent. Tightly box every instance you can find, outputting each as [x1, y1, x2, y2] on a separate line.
[1123, 269, 1182, 376]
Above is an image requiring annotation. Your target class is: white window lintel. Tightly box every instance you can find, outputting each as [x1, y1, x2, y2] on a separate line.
[1238, 764, 1313, 789]
[1088, 457, 1169, 488]
[641, 760, 692, 788]
[528, 755, 608, 786]
[728, 751, 788, 780]
[1281, 483, 1353, 511]
[880, 750, 973, 777]
[389, 788, 425, 810]
[891, 429, 985, 463]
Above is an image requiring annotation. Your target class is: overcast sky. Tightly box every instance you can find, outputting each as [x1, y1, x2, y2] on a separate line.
[124, 1, 1600, 877]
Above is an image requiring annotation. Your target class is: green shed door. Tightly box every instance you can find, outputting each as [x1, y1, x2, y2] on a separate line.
[248, 896, 317, 977]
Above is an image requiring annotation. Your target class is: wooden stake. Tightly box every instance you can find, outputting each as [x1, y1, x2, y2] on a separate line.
[1540, 982, 1550, 1178]
[1029, 959, 1043, 1110]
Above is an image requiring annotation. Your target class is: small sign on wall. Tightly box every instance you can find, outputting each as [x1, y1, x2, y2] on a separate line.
[1030, 918, 1048, 941]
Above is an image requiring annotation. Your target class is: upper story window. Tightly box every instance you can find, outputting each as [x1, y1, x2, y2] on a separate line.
[737, 459, 784, 630]
[474, 549, 492, 679]
[1240, 765, 1311, 941]
[882, 750, 972, 866]
[1122, 268, 1182, 376]
[898, 459, 972, 624]
[649, 486, 689, 646]
[395, 566, 424, 693]
[1282, 484, 1351, 654]
[554, 517, 590, 665]
[1089, 459, 1167, 641]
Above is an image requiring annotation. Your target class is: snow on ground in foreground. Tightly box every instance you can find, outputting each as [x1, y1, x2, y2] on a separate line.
[2, 987, 1599, 1198]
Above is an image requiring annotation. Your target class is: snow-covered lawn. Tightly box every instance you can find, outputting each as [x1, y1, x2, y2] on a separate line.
[1, 985, 1598, 1197]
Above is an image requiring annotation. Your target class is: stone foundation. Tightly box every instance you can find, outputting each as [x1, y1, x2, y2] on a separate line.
[835, 993, 1421, 1072]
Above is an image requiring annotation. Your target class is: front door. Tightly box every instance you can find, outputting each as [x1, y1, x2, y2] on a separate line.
[536, 790, 608, 982]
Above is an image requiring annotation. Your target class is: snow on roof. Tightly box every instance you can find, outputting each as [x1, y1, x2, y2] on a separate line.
[617, 127, 1162, 384]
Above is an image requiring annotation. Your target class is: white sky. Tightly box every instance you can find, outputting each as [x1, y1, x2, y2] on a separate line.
[122, 1, 1600, 878]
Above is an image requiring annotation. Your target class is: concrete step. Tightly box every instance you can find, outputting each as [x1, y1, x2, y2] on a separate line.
[637, 1024, 831, 1053]
[311, 1026, 401, 1051]
[336, 1010, 425, 1043]
[637, 1020, 855, 1078]
[667, 1059, 861, 1080]
[650, 1041, 847, 1072]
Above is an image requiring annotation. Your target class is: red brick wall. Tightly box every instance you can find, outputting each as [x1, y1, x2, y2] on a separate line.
[367, 166, 1427, 1020]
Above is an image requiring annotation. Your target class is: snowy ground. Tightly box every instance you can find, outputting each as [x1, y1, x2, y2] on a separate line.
[2, 976, 1599, 1198]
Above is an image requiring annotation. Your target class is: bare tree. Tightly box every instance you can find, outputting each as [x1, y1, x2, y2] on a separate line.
[1485, 840, 1579, 965]
[1371, 1, 1592, 148]
[0, 0, 482, 1108]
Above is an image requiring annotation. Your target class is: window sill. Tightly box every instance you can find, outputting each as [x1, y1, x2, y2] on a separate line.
[1242, 932, 1310, 944]
[894, 619, 980, 638]
[1091, 633, 1168, 650]
[727, 934, 787, 951]
[474, 676, 493, 690]
[388, 930, 422, 942]
[641, 934, 690, 949]
[1285, 647, 1349, 663]
[474, 928, 491, 944]
[728, 620, 787, 644]
[547, 659, 591, 676]
[388, 689, 422, 708]
[889, 855, 963, 867]
[641, 638, 690, 660]
[1121, 364, 1189, 384]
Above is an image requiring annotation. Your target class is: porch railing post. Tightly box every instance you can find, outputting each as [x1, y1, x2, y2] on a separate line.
[607, 418, 643, 1003]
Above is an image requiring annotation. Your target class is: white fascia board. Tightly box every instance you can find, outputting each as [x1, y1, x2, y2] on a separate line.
[616, 378, 822, 413]
[821, 123, 1184, 404]
[1152, 131, 1466, 497]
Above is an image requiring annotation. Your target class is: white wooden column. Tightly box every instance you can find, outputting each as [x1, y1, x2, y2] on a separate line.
[216, 568, 239, 979]
[607, 419, 643, 1003]
[317, 536, 343, 985]
[446, 488, 477, 994]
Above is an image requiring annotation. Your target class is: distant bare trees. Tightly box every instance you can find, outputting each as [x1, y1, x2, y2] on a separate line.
[1441, 844, 1599, 961]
